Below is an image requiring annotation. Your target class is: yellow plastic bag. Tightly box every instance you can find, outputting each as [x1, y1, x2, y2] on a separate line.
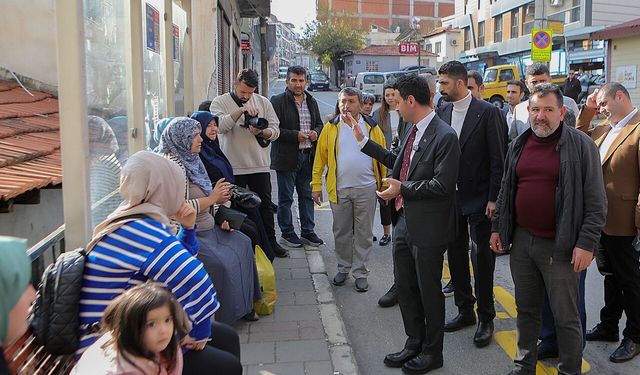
[253, 245, 277, 315]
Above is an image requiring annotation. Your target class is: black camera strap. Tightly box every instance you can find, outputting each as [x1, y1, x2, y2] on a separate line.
[229, 92, 270, 148]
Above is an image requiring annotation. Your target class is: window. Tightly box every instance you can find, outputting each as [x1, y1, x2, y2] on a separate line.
[363, 74, 384, 84]
[478, 21, 485, 47]
[365, 61, 379, 72]
[435, 42, 442, 55]
[499, 69, 514, 82]
[494, 15, 502, 43]
[511, 10, 519, 38]
[426, 44, 433, 52]
[523, 3, 535, 35]
[464, 27, 471, 50]
[484, 69, 498, 83]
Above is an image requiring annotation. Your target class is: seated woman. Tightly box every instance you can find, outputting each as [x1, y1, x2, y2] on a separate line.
[158, 117, 261, 324]
[77, 150, 241, 375]
[191, 110, 275, 261]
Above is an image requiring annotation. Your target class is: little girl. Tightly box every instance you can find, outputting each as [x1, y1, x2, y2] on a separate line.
[72, 282, 192, 375]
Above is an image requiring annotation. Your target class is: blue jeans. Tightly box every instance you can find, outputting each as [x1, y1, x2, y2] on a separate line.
[276, 151, 315, 236]
[539, 269, 587, 349]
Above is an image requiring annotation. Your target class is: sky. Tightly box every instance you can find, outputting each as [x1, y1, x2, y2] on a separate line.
[270, 0, 317, 32]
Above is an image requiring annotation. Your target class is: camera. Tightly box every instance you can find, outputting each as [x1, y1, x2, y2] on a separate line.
[243, 113, 269, 130]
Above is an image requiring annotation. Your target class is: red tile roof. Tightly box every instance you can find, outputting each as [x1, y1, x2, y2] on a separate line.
[353, 44, 437, 57]
[591, 18, 640, 40]
[0, 81, 61, 201]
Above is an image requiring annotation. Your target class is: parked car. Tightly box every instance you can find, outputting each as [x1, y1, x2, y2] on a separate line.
[402, 65, 437, 75]
[482, 64, 565, 108]
[278, 66, 289, 79]
[308, 71, 330, 91]
[383, 70, 409, 85]
[355, 72, 385, 102]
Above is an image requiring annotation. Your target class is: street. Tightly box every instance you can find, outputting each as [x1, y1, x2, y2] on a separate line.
[268, 78, 640, 375]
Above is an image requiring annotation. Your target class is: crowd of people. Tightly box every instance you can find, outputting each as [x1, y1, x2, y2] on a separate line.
[1, 61, 639, 375]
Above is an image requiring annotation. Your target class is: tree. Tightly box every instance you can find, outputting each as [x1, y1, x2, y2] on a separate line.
[299, 8, 366, 85]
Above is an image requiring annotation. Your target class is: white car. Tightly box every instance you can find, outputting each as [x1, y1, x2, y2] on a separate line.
[355, 72, 385, 102]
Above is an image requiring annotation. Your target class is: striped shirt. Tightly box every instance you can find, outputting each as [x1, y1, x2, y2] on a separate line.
[297, 95, 312, 149]
[77, 218, 219, 355]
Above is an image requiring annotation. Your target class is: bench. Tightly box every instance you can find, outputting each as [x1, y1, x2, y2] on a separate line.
[4, 330, 74, 374]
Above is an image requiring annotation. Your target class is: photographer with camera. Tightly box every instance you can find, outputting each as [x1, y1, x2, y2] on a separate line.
[210, 69, 288, 257]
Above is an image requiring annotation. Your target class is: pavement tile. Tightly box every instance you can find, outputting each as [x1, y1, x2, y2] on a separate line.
[290, 268, 311, 279]
[249, 321, 299, 333]
[249, 328, 300, 343]
[240, 342, 276, 365]
[273, 258, 309, 269]
[304, 360, 334, 375]
[275, 339, 331, 363]
[246, 362, 305, 375]
[276, 269, 292, 280]
[276, 291, 296, 305]
[294, 291, 317, 305]
[288, 249, 307, 259]
[238, 332, 249, 344]
[271, 305, 320, 322]
[277, 278, 314, 292]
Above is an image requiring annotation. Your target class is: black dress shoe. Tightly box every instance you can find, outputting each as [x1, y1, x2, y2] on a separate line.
[379, 234, 391, 246]
[586, 323, 619, 342]
[610, 338, 640, 363]
[272, 242, 290, 258]
[473, 321, 494, 347]
[402, 353, 443, 374]
[444, 313, 476, 332]
[378, 284, 398, 307]
[384, 348, 420, 368]
[536, 342, 559, 360]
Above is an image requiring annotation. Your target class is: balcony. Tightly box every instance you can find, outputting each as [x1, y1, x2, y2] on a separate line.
[238, 0, 270, 18]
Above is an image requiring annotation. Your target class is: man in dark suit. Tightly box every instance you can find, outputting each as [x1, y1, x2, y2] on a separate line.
[435, 61, 508, 347]
[348, 74, 460, 374]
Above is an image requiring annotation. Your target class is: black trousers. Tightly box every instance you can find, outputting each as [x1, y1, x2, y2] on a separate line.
[183, 321, 242, 375]
[599, 233, 640, 343]
[393, 214, 446, 355]
[447, 206, 496, 322]
[234, 173, 276, 246]
[378, 197, 392, 227]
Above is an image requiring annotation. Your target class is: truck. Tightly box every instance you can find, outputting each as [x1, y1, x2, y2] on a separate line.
[482, 64, 565, 108]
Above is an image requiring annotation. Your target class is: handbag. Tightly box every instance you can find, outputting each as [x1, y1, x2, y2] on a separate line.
[214, 205, 247, 230]
[231, 185, 262, 210]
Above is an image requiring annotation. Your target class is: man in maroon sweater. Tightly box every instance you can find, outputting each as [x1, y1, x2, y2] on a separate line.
[490, 83, 606, 375]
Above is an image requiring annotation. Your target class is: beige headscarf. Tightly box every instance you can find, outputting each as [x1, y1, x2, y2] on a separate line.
[89, 151, 185, 249]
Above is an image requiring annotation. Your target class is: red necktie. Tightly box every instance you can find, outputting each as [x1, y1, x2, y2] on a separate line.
[395, 125, 417, 211]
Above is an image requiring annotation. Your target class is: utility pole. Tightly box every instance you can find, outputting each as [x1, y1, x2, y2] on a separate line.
[259, 17, 269, 96]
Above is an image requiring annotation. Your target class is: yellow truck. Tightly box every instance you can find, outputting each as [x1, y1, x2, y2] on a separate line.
[482, 64, 565, 108]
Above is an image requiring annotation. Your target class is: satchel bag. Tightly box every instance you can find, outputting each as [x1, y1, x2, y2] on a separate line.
[231, 185, 262, 210]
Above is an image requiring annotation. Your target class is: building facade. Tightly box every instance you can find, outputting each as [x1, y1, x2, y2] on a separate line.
[423, 25, 462, 67]
[318, 0, 456, 32]
[342, 44, 436, 76]
[444, 0, 640, 74]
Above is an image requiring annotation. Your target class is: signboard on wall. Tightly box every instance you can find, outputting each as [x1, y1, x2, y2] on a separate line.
[172, 24, 180, 61]
[615, 65, 637, 89]
[399, 43, 419, 55]
[145, 3, 160, 53]
[531, 29, 552, 62]
[241, 40, 251, 52]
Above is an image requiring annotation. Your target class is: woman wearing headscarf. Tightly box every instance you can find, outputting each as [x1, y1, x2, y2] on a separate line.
[0, 236, 36, 375]
[191, 110, 275, 261]
[158, 117, 262, 323]
[77, 151, 241, 374]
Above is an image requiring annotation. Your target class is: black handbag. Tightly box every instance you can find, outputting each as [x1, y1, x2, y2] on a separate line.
[214, 205, 247, 230]
[231, 185, 262, 210]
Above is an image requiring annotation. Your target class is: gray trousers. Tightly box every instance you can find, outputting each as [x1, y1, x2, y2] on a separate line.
[330, 184, 377, 279]
[510, 226, 583, 375]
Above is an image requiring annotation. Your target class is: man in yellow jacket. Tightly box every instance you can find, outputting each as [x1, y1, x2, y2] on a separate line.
[312, 87, 387, 292]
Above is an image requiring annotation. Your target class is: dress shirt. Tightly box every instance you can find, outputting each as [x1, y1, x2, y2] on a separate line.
[296, 93, 312, 149]
[599, 107, 638, 162]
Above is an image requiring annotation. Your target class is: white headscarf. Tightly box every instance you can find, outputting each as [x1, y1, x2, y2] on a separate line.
[90, 151, 185, 247]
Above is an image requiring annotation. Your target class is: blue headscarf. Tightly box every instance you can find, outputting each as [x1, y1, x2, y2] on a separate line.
[158, 117, 213, 195]
[153, 117, 174, 147]
[190, 111, 235, 184]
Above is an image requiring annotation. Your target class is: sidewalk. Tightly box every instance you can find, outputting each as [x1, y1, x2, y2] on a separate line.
[234, 246, 359, 375]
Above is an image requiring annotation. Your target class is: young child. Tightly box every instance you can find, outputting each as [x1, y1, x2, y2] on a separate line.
[72, 282, 192, 375]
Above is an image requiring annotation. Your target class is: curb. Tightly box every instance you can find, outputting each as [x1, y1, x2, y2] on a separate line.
[306, 248, 360, 375]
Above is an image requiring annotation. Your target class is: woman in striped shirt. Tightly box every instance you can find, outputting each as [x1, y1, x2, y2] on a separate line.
[77, 150, 241, 375]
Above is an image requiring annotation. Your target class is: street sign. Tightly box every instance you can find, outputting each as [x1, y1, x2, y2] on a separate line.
[548, 21, 564, 36]
[399, 43, 419, 55]
[531, 29, 553, 62]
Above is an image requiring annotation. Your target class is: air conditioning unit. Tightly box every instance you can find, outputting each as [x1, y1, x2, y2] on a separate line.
[450, 39, 458, 46]
[550, 0, 563, 6]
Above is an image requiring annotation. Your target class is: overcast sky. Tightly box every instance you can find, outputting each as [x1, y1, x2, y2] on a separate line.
[270, 0, 316, 31]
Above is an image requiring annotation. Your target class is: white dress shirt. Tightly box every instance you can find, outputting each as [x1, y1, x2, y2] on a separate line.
[599, 107, 638, 162]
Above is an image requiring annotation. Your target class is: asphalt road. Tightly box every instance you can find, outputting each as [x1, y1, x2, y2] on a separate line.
[268, 79, 640, 375]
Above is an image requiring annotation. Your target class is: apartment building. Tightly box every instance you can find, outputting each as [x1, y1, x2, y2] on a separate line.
[318, 0, 456, 32]
[444, 0, 640, 74]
